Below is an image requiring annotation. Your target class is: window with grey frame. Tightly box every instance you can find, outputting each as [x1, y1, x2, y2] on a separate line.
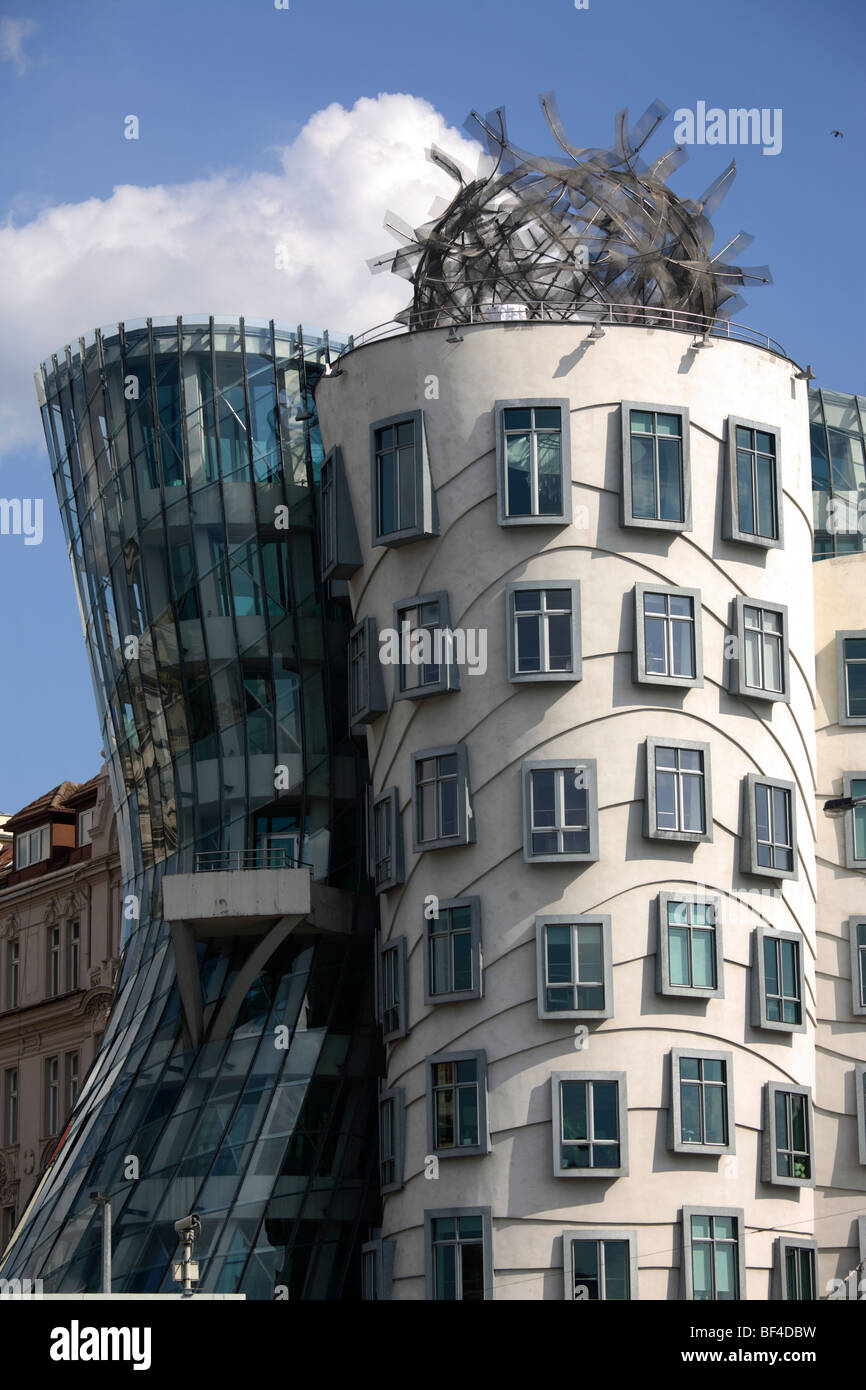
[4, 1068, 18, 1146]
[854, 1063, 866, 1167]
[361, 1237, 396, 1301]
[725, 418, 782, 546]
[564, 1231, 636, 1301]
[319, 445, 361, 580]
[412, 745, 474, 851]
[371, 411, 436, 546]
[741, 776, 796, 879]
[506, 581, 581, 681]
[536, 915, 613, 1019]
[425, 1208, 492, 1301]
[393, 592, 459, 699]
[424, 897, 482, 1004]
[552, 1072, 628, 1176]
[523, 760, 599, 863]
[379, 937, 407, 1042]
[379, 1085, 404, 1192]
[843, 774, 866, 869]
[45, 1056, 60, 1136]
[496, 400, 571, 524]
[683, 1209, 744, 1301]
[67, 921, 80, 992]
[762, 1082, 814, 1187]
[428, 1051, 487, 1157]
[669, 1049, 734, 1154]
[850, 919, 866, 1017]
[47, 926, 61, 997]
[730, 598, 789, 702]
[838, 632, 866, 724]
[370, 787, 403, 893]
[349, 618, 386, 726]
[634, 584, 702, 687]
[657, 893, 722, 998]
[645, 739, 711, 842]
[621, 403, 690, 529]
[777, 1239, 817, 1300]
[752, 928, 804, 1032]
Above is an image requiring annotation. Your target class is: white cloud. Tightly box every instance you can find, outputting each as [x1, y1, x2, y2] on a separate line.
[0, 17, 36, 75]
[0, 93, 481, 459]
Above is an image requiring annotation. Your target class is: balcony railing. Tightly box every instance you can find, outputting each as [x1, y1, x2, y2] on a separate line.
[194, 848, 311, 872]
[345, 300, 787, 358]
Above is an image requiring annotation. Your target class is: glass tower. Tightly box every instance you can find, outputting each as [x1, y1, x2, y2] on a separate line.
[1, 317, 380, 1297]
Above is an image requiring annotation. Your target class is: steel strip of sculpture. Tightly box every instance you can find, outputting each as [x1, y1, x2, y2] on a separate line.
[372, 94, 771, 329]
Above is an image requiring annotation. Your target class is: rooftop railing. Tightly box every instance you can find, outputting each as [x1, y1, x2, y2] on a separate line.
[345, 300, 787, 358]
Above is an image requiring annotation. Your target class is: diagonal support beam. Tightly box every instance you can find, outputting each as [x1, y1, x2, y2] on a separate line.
[209, 914, 305, 1042]
[170, 920, 204, 1050]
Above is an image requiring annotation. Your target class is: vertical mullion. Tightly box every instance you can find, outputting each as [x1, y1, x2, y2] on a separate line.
[530, 418, 539, 514]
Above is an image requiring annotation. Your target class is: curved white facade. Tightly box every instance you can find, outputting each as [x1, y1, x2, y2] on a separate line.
[317, 321, 818, 1300]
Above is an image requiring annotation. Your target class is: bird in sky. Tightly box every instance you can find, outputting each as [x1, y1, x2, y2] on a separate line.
[831, 130, 844, 138]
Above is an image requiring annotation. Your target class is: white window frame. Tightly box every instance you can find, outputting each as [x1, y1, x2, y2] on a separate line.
[15, 823, 50, 869]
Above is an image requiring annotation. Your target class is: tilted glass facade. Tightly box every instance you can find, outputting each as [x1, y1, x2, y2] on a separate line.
[1, 318, 380, 1297]
[811, 388, 866, 561]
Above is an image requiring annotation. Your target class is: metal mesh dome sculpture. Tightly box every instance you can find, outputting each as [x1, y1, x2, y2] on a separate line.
[371, 94, 771, 329]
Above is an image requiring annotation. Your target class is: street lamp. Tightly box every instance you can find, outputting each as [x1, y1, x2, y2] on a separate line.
[822, 795, 866, 817]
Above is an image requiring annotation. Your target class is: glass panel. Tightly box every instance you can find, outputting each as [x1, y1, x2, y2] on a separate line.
[603, 1241, 630, 1300]
[434, 1243, 456, 1301]
[452, 931, 473, 992]
[592, 1082, 618, 1141]
[672, 615, 695, 678]
[431, 935, 450, 995]
[692, 930, 715, 989]
[457, 1084, 479, 1146]
[704, 1084, 726, 1145]
[516, 614, 541, 672]
[692, 1244, 712, 1299]
[547, 613, 572, 671]
[506, 435, 531, 516]
[744, 629, 761, 687]
[534, 408, 561, 429]
[658, 438, 683, 521]
[681, 771, 705, 832]
[460, 1242, 484, 1301]
[570, 1241, 600, 1300]
[536, 433, 562, 515]
[561, 1081, 587, 1140]
[737, 450, 754, 531]
[546, 925, 572, 984]
[630, 410, 653, 433]
[644, 615, 667, 674]
[669, 927, 690, 986]
[715, 1244, 736, 1299]
[681, 1080, 702, 1143]
[504, 408, 531, 430]
[630, 435, 655, 518]
[852, 779, 866, 859]
[655, 770, 677, 830]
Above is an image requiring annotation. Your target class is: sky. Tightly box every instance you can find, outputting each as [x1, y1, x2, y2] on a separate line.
[0, 0, 863, 813]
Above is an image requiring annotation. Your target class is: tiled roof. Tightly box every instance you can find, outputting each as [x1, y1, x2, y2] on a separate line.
[4, 777, 99, 830]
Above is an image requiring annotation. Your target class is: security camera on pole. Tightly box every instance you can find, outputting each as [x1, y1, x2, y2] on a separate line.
[172, 1215, 202, 1297]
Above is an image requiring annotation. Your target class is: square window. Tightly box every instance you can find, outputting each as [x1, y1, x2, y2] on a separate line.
[741, 775, 797, 880]
[563, 1230, 638, 1301]
[427, 1051, 488, 1158]
[379, 937, 408, 1042]
[379, 1085, 404, 1192]
[644, 739, 712, 843]
[425, 1207, 493, 1301]
[762, 1082, 815, 1187]
[361, 1237, 396, 1300]
[751, 927, 805, 1033]
[370, 411, 437, 547]
[393, 592, 460, 699]
[551, 1071, 628, 1177]
[849, 918, 866, 1018]
[776, 1239, 817, 1300]
[495, 399, 572, 525]
[657, 893, 723, 999]
[669, 1049, 735, 1155]
[412, 745, 474, 852]
[621, 402, 691, 531]
[633, 584, 703, 688]
[424, 897, 483, 1005]
[506, 581, 582, 683]
[349, 617, 387, 726]
[536, 915, 613, 1019]
[522, 760, 599, 863]
[15, 823, 50, 869]
[369, 787, 404, 893]
[682, 1207, 745, 1300]
[837, 632, 866, 725]
[842, 775, 866, 870]
[730, 598, 790, 703]
[723, 417, 783, 548]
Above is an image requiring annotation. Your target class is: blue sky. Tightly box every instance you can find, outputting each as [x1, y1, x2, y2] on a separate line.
[0, 0, 863, 813]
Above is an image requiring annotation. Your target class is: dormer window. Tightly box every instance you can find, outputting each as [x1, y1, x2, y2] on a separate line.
[15, 824, 50, 869]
